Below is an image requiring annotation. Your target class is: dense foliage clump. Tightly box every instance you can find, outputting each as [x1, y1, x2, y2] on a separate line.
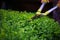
[0, 9, 60, 40]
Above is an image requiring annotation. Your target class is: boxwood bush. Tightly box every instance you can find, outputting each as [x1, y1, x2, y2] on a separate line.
[0, 9, 60, 40]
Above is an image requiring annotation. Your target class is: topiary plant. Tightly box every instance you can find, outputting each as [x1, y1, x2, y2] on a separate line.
[0, 9, 60, 40]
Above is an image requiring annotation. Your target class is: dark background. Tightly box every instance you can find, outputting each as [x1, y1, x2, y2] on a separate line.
[0, 0, 53, 12]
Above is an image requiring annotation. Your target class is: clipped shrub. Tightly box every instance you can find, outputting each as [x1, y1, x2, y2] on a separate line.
[0, 9, 60, 40]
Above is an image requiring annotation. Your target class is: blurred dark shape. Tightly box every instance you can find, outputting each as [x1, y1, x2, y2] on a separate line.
[52, 0, 60, 24]
[1, 2, 6, 9]
[0, 0, 2, 8]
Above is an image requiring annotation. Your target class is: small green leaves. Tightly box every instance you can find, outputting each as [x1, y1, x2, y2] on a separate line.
[0, 9, 60, 40]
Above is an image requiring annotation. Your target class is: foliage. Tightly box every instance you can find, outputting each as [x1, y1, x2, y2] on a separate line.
[0, 9, 60, 40]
